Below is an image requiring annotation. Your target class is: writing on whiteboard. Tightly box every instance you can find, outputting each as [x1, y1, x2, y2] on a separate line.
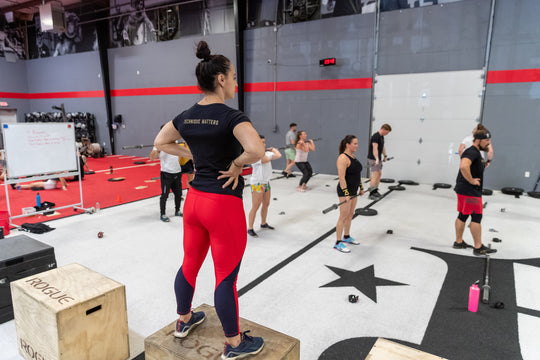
[27, 129, 69, 147]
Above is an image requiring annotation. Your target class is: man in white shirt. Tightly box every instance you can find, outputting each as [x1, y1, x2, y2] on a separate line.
[248, 135, 282, 237]
[150, 139, 183, 222]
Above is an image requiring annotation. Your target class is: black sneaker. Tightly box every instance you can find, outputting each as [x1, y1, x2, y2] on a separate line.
[281, 171, 289, 178]
[369, 191, 381, 200]
[175, 211, 183, 217]
[453, 240, 472, 249]
[174, 311, 205, 338]
[222, 331, 264, 359]
[473, 244, 497, 256]
[247, 229, 258, 237]
[260, 223, 275, 230]
[287, 173, 296, 177]
[160, 215, 170, 222]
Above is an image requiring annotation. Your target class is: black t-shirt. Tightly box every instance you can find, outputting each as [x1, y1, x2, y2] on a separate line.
[454, 146, 485, 197]
[172, 103, 250, 198]
[368, 132, 384, 160]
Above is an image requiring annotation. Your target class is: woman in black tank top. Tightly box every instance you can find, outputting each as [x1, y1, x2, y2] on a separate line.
[334, 135, 364, 253]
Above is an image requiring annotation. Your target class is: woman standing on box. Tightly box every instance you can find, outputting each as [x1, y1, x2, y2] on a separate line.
[154, 41, 265, 359]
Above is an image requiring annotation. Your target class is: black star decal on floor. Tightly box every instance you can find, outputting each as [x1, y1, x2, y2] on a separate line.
[320, 265, 408, 302]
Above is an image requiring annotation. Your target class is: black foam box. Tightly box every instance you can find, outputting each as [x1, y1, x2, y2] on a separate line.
[0, 234, 57, 324]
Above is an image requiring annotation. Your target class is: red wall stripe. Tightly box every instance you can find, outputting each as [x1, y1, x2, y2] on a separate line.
[486, 69, 540, 84]
[0, 90, 104, 99]
[110, 86, 201, 97]
[244, 78, 372, 92]
[0, 92, 31, 99]
[30, 90, 105, 99]
[244, 82, 275, 92]
[1, 78, 372, 100]
[6, 70, 539, 101]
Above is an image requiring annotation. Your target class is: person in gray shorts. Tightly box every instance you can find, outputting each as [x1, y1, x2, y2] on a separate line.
[367, 123, 392, 200]
[282, 123, 297, 178]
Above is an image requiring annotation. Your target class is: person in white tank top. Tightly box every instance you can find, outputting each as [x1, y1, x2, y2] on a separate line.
[247, 135, 282, 237]
[294, 130, 316, 192]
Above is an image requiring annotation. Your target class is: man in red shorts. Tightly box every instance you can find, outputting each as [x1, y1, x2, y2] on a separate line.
[453, 129, 496, 256]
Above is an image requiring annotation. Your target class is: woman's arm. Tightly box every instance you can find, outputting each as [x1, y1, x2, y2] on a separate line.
[296, 140, 309, 152]
[149, 149, 159, 160]
[308, 140, 315, 151]
[337, 154, 349, 195]
[270, 147, 282, 160]
[218, 122, 265, 189]
[153, 121, 193, 158]
[261, 148, 282, 164]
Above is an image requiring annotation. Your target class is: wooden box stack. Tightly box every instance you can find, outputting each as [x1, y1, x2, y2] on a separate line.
[10, 263, 129, 360]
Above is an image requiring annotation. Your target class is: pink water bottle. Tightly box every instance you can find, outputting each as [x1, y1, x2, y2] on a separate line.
[468, 281, 480, 312]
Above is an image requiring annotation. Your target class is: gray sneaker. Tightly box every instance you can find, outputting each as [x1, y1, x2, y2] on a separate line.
[473, 245, 497, 256]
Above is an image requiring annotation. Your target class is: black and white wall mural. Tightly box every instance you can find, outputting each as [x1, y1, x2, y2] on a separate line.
[110, 0, 189, 47]
[0, 15, 26, 60]
[28, 11, 97, 59]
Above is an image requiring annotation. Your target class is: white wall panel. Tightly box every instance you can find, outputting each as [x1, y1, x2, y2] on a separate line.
[372, 70, 484, 184]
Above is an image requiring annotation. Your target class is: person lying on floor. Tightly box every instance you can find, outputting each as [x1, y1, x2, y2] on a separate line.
[15, 176, 74, 191]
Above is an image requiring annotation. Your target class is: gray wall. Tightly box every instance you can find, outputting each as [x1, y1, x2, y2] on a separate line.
[108, 33, 237, 157]
[377, 0, 491, 74]
[24, 52, 109, 151]
[482, 0, 540, 190]
[0, 59, 29, 123]
[244, 14, 375, 175]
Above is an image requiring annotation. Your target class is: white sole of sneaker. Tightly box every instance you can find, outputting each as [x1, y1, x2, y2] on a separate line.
[221, 343, 264, 359]
[173, 316, 205, 338]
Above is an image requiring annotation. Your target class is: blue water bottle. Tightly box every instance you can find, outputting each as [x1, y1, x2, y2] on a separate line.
[36, 192, 41, 207]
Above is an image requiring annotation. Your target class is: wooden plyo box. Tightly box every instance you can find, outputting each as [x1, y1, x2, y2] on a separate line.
[10, 263, 129, 360]
[145, 303, 299, 360]
[366, 338, 447, 360]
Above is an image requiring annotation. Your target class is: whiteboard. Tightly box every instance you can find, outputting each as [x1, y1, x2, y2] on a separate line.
[2, 123, 78, 178]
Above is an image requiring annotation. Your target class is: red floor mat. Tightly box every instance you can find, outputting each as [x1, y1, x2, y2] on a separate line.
[0, 156, 179, 227]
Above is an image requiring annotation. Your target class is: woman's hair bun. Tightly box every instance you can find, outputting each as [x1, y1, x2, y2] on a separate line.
[196, 41, 211, 61]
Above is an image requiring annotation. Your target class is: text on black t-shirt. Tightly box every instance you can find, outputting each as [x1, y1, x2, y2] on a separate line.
[172, 103, 250, 198]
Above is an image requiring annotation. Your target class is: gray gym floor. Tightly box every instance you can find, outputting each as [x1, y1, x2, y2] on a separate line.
[1, 173, 540, 360]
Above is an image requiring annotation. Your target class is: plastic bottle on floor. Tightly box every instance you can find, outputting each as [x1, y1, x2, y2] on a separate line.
[468, 281, 480, 312]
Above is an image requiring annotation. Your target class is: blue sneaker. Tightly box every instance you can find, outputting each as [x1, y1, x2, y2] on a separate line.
[221, 331, 264, 359]
[333, 242, 351, 253]
[342, 236, 359, 245]
[174, 311, 205, 338]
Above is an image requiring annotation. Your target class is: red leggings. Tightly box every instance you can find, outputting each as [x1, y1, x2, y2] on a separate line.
[174, 187, 246, 337]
